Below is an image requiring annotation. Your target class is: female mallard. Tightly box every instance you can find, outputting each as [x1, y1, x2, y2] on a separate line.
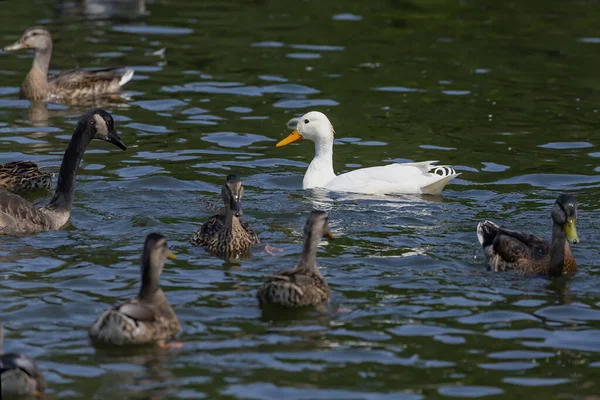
[257, 210, 334, 308]
[477, 194, 579, 276]
[191, 174, 260, 258]
[0, 324, 46, 398]
[89, 233, 181, 346]
[0, 109, 126, 234]
[0, 161, 53, 194]
[4, 26, 134, 101]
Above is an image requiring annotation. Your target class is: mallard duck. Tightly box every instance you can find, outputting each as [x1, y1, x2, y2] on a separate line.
[89, 233, 181, 346]
[257, 210, 334, 308]
[190, 174, 260, 257]
[4, 26, 134, 101]
[0, 324, 46, 398]
[0, 161, 53, 194]
[276, 111, 458, 195]
[0, 109, 126, 234]
[477, 194, 579, 276]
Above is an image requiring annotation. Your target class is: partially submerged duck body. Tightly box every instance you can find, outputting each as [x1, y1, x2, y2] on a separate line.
[477, 194, 579, 276]
[89, 233, 181, 346]
[191, 175, 259, 258]
[0, 325, 46, 398]
[257, 210, 333, 308]
[276, 111, 458, 195]
[0, 109, 126, 235]
[4, 26, 134, 101]
[0, 161, 53, 194]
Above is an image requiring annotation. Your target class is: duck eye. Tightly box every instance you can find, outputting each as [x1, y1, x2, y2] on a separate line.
[304, 119, 310, 124]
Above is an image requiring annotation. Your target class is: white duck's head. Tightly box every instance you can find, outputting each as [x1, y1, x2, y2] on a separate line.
[277, 111, 335, 148]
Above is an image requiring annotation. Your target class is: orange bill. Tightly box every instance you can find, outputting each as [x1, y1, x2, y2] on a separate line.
[276, 129, 303, 147]
[324, 231, 335, 240]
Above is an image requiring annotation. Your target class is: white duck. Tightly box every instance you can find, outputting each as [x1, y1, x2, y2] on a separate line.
[276, 111, 458, 195]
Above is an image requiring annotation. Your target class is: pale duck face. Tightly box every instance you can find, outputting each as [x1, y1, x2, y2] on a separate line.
[295, 111, 334, 143]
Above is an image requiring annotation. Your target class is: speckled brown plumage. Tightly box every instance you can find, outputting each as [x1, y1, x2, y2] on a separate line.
[89, 233, 180, 346]
[0, 161, 53, 194]
[4, 26, 134, 101]
[477, 194, 579, 276]
[257, 210, 333, 308]
[191, 175, 259, 258]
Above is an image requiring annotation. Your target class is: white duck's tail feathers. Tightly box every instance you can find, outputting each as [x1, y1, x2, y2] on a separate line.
[406, 160, 459, 177]
[119, 69, 135, 86]
[477, 220, 500, 246]
[430, 165, 457, 177]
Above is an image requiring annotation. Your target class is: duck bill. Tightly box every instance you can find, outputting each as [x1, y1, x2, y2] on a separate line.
[564, 218, 579, 244]
[230, 199, 242, 217]
[4, 41, 26, 51]
[167, 252, 177, 260]
[276, 129, 303, 147]
[323, 231, 334, 240]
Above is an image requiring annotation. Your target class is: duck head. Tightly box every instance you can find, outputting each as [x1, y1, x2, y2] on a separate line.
[4, 26, 52, 52]
[222, 174, 244, 217]
[277, 111, 335, 148]
[552, 194, 579, 244]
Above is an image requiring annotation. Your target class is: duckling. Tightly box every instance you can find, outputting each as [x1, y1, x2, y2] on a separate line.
[191, 175, 260, 258]
[477, 194, 579, 276]
[0, 324, 46, 398]
[257, 210, 334, 308]
[4, 26, 134, 101]
[0, 161, 53, 194]
[0, 109, 126, 234]
[88, 233, 181, 346]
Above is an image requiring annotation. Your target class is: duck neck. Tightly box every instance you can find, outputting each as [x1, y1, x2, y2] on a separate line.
[224, 204, 234, 227]
[139, 261, 161, 300]
[33, 46, 52, 77]
[297, 230, 322, 272]
[549, 222, 566, 277]
[46, 126, 94, 211]
[304, 137, 336, 189]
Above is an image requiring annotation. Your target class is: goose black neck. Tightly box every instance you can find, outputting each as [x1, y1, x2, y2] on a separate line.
[549, 222, 566, 277]
[46, 123, 95, 211]
[297, 230, 321, 271]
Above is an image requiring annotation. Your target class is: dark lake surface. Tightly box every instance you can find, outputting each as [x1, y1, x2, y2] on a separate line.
[1, 0, 599, 398]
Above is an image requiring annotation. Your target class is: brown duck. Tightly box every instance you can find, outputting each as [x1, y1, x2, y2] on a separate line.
[257, 210, 334, 308]
[191, 174, 259, 258]
[477, 194, 579, 276]
[4, 26, 134, 101]
[0, 161, 53, 194]
[88, 233, 181, 346]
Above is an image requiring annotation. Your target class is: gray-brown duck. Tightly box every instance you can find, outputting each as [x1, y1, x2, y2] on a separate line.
[257, 210, 334, 308]
[88, 233, 181, 346]
[191, 174, 259, 258]
[4, 26, 134, 101]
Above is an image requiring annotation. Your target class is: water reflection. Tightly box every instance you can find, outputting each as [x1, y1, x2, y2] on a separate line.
[55, 0, 148, 20]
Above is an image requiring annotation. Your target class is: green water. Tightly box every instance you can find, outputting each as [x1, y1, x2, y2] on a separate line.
[0, 0, 599, 398]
